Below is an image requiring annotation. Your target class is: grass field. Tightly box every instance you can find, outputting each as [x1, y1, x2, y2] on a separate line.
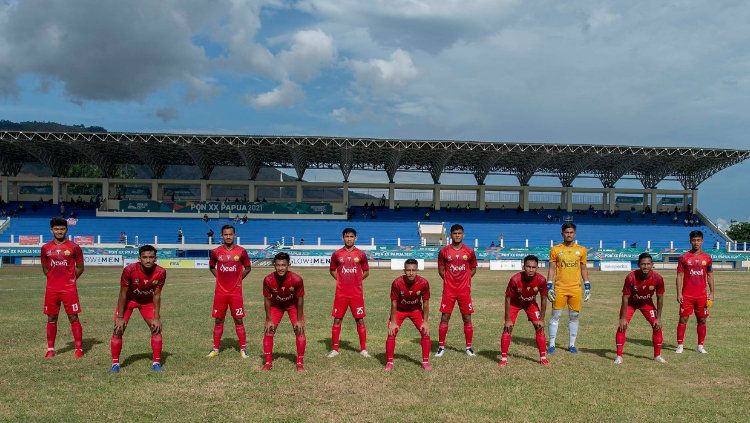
[0, 265, 748, 422]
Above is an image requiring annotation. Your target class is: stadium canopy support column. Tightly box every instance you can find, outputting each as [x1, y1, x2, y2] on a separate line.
[433, 184, 441, 210]
[52, 177, 60, 205]
[650, 190, 657, 214]
[601, 190, 608, 211]
[388, 183, 395, 210]
[151, 180, 159, 201]
[248, 182, 255, 202]
[609, 188, 616, 212]
[1, 175, 8, 202]
[691, 189, 699, 211]
[565, 188, 573, 213]
[642, 193, 648, 211]
[200, 180, 208, 201]
[478, 185, 486, 211]
[296, 181, 303, 202]
[683, 193, 689, 210]
[343, 181, 349, 208]
[101, 179, 109, 201]
[521, 186, 529, 212]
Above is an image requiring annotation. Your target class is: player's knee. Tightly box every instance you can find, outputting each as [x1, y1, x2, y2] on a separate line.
[355, 318, 365, 327]
[550, 310, 563, 322]
[215, 318, 225, 324]
[440, 313, 451, 323]
[233, 318, 243, 325]
[461, 315, 472, 324]
[504, 325, 514, 333]
[679, 317, 689, 324]
[568, 310, 580, 321]
[47, 315, 59, 323]
[533, 324, 544, 332]
[698, 318, 707, 324]
[67, 314, 79, 323]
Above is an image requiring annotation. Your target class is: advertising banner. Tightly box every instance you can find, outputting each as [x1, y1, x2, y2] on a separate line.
[119, 200, 333, 214]
[489, 260, 523, 271]
[289, 256, 331, 267]
[74, 236, 94, 246]
[19, 235, 41, 245]
[600, 261, 632, 271]
[85, 255, 124, 266]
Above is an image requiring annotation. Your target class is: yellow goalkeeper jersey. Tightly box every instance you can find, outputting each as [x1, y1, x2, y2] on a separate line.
[549, 243, 587, 292]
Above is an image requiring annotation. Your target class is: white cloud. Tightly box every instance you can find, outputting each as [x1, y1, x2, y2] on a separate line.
[278, 29, 336, 82]
[186, 76, 221, 102]
[246, 79, 304, 108]
[350, 49, 419, 95]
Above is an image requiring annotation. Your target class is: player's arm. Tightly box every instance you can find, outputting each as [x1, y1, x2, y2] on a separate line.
[241, 251, 252, 279]
[617, 294, 629, 332]
[471, 267, 477, 277]
[387, 300, 398, 336]
[241, 264, 252, 280]
[41, 256, 49, 276]
[539, 293, 547, 321]
[547, 257, 557, 302]
[581, 257, 591, 301]
[362, 269, 369, 280]
[654, 293, 664, 331]
[437, 252, 445, 280]
[151, 287, 162, 335]
[421, 298, 430, 337]
[74, 245, 85, 278]
[294, 295, 305, 335]
[503, 295, 512, 332]
[209, 251, 217, 277]
[675, 271, 684, 304]
[114, 285, 129, 336]
[263, 297, 274, 334]
[706, 270, 715, 301]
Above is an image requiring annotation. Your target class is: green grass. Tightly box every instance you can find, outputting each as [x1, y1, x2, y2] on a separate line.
[0, 266, 748, 422]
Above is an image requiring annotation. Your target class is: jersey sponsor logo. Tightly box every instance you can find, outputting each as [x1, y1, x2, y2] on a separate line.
[449, 264, 466, 272]
[50, 259, 69, 266]
[219, 264, 238, 272]
[689, 268, 705, 277]
[132, 287, 155, 296]
[400, 298, 419, 305]
[275, 293, 294, 302]
[519, 295, 535, 302]
[340, 266, 358, 274]
[560, 260, 579, 268]
[632, 293, 652, 300]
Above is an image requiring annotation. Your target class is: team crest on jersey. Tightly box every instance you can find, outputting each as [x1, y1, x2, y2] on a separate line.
[462, 254, 468, 260]
[416, 291, 421, 295]
[701, 260, 707, 266]
[134, 278, 140, 284]
[575, 251, 580, 256]
[64, 250, 71, 256]
[152, 280, 158, 285]
[533, 287, 538, 292]
[400, 290, 404, 295]
[353, 257, 360, 263]
[447, 255, 452, 260]
[649, 285, 655, 290]
[687, 260, 692, 265]
[338, 257, 344, 262]
[233, 255, 240, 261]
[289, 287, 294, 292]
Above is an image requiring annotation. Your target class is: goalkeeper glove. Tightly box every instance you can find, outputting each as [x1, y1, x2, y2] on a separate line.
[583, 281, 591, 302]
[547, 281, 555, 302]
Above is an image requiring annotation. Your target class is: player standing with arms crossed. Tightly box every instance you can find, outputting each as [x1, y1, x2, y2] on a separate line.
[261, 252, 306, 371]
[110, 245, 167, 373]
[547, 223, 590, 354]
[435, 224, 478, 357]
[500, 255, 550, 367]
[327, 228, 370, 358]
[207, 225, 252, 358]
[385, 259, 432, 371]
[675, 230, 714, 354]
[40, 217, 85, 359]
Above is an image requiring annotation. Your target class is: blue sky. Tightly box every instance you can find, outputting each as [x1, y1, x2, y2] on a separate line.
[1, 0, 749, 224]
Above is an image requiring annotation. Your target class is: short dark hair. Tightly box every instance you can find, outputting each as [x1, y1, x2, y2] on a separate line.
[450, 224, 464, 233]
[689, 230, 704, 239]
[139, 245, 157, 256]
[342, 227, 357, 237]
[637, 252, 652, 263]
[523, 254, 539, 265]
[561, 223, 577, 231]
[221, 224, 235, 234]
[404, 258, 418, 268]
[50, 217, 67, 228]
[274, 252, 290, 263]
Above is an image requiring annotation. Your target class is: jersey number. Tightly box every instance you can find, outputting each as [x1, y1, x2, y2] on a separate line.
[534, 311, 540, 320]
[648, 310, 655, 318]
[72, 303, 79, 312]
[235, 308, 244, 316]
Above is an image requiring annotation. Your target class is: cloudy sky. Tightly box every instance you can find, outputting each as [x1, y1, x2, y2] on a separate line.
[1, 0, 748, 222]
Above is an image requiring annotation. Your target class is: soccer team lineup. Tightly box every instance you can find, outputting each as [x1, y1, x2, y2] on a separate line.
[40, 216, 715, 373]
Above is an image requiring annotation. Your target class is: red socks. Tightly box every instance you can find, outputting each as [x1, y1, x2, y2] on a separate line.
[386, 335, 396, 364]
[616, 329, 626, 356]
[331, 323, 341, 351]
[653, 329, 663, 357]
[235, 324, 247, 350]
[697, 322, 706, 345]
[677, 322, 687, 345]
[110, 335, 123, 364]
[263, 334, 274, 364]
[500, 331, 511, 358]
[46, 322, 57, 349]
[463, 322, 473, 348]
[438, 321, 449, 347]
[296, 335, 306, 364]
[213, 323, 224, 350]
[151, 334, 162, 363]
[356, 322, 367, 351]
[535, 328, 547, 357]
[421, 336, 431, 363]
[70, 320, 83, 351]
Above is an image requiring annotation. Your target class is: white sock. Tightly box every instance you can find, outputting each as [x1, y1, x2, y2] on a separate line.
[568, 310, 580, 347]
[549, 309, 563, 346]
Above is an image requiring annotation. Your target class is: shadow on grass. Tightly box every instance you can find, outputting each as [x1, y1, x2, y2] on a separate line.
[122, 351, 172, 368]
[411, 338, 465, 354]
[58, 337, 102, 355]
[316, 339, 360, 353]
[219, 338, 241, 353]
[271, 352, 299, 364]
[477, 349, 538, 364]
[373, 351, 422, 367]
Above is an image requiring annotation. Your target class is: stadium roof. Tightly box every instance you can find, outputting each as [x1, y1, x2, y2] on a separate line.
[0, 131, 748, 189]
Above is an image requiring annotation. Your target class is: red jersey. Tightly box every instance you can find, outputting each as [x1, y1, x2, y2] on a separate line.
[263, 271, 304, 308]
[209, 244, 251, 293]
[329, 247, 369, 297]
[677, 251, 712, 298]
[438, 244, 477, 291]
[622, 270, 664, 305]
[505, 272, 548, 307]
[120, 263, 167, 304]
[40, 240, 84, 291]
[390, 275, 431, 312]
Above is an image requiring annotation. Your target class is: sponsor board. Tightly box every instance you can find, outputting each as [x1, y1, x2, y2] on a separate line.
[194, 259, 210, 269]
[389, 258, 425, 270]
[74, 236, 94, 246]
[160, 259, 200, 269]
[489, 260, 523, 271]
[600, 261, 632, 272]
[85, 255, 124, 266]
[19, 235, 41, 245]
[289, 256, 331, 267]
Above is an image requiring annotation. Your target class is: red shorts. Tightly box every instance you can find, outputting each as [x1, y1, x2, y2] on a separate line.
[389, 310, 426, 336]
[212, 290, 245, 319]
[439, 290, 473, 315]
[270, 305, 299, 326]
[114, 301, 155, 322]
[331, 295, 366, 319]
[508, 302, 542, 324]
[625, 302, 658, 325]
[680, 296, 709, 319]
[43, 289, 81, 316]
